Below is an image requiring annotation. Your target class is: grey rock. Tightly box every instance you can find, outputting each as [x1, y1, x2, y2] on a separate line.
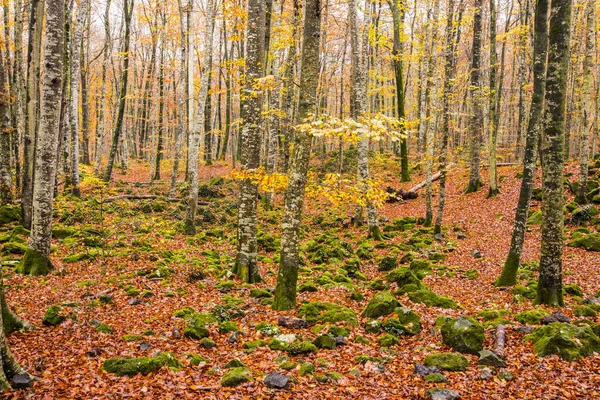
[228, 331, 241, 343]
[128, 298, 142, 305]
[264, 372, 290, 389]
[84, 347, 103, 358]
[480, 367, 493, 380]
[172, 326, 181, 339]
[414, 363, 440, 376]
[541, 310, 570, 325]
[514, 325, 534, 334]
[138, 342, 151, 351]
[457, 233, 467, 239]
[12, 373, 33, 389]
[499, 370, 514, 381]
[428, 388, 460, 400]
[335, 335, 347, 346]
[478, 350, 506, 367]
[472, 250, 482, 258]
[88, 319, 102, 327]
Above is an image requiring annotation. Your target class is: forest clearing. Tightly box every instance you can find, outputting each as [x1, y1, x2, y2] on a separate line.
[1, 0, 600, 398]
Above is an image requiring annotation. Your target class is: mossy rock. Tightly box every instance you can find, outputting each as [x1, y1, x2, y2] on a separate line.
[298, 282, 318, 292]
[297, 302, 358, 326]
[515, 308, 549, 325]
[279, 361, 297, 370]
[286, 340, 318, 355]
[377, 333, 400, 347]
[571, 205, 599, 225]
[428, 252, 445, 262]
[42, 305, 66, 326]
[63, 252, 95, 263]
[369, 277, 389, 291]
[394, 283, 422, 296]
[424, 372, 448, 383]
[1, 241, 27, 254]
[255, 322, 281, 335]
[511, 282, 537, 299]
[299, 362, 315, 376]
[224, 358, 246, 369]
[527, 210, 543, 225]
[96, 324, 113, 334]
[0, 205, 19, 226]
[103, 352, 182, 376]
[173, 306, 196, 318]
[243, 340, 267, 350]
[215, 281, 236, 290]
[249, 288, 272, 298]
[423, 352, 469, 371]
[221, 367, 252, 387]
[122, 334, 143, 342]
[188, 354, 211, 366]
[568, 232, 600, 251]
[525, 322, 600, 361]
[313, 334, 336, 350]
[386, 267, 423, 287]
[564, 283, 583, 296]
[392, 307, 421, 335]
[441, 316, 484, 354]
[362, 291, 400, 319]
[327, 325, 350, 337]
[408, 289, 458, 309]
[199, 338, 217, 349]
[574, 305, 598, 317]
[218, 321, 239, 333]
[183, 313, 213, 339]
[378, 256, 398, 272]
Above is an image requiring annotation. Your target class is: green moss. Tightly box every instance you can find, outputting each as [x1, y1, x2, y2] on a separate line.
[243, 340, 267, 350]
[298, 282, 318, 292]
[388, 307, 421, 335]
[215, 280, 236, 290]
[465, 269, 479, 280]
[327, 325, 350, 337]
[249, 288, 272, 298]
[313, 334, 336, 349]
[527, 210, 543, 225]
[424, 372, 448, 383]
[441, 317, 485, 354]
[103, 352, 182, 376]
[224, 358, 246, 369]
[378, 256, 398, 271]
[574, 305, 598, 317]
[286, 341, 318, 355]
[183, 313, 213, 339]
[0, 205, 19, 225]
[423, 352, 469, 371]
[255, 322, 281, 335]
[218, 321, 239, 333]
[515, 308, 549, 325]
[63, 252, 95, 263]
[525, 322, 600, 361]
[568, 232, 600, 251]
[42, 305, 66, 326]
[386, 267, 423, 287]
[362, 291, 401, 319]
[428, 252, 445, 262]
[221, 367, 252, 387]
[279, 361, 297, 370]
[122, 334, 143, 342]
[408, 289, 458, 309]
[563, 284, 583, 296]
[18, 248, 53, 275]
[1, 241, 27, 254]
[299, 362, 315, 376]
[95, 323, 113, 334]
[297, 302, 358, 326]
[172, 306, 196, 318]
[369, 277, 389, 291]
[377, 333, 399, 347]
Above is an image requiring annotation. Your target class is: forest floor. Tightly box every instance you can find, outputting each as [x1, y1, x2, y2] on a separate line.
[2, 158, 599, 399]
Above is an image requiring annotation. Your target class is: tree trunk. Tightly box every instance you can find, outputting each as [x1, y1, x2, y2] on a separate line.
[20, 0, 65, 276]
[272, 0, 321, 310]
[93, 0, 111, 175]
[536, 0, 571, 306]
[487, 0, 500, 197]
[0, 42, 12, 204]
[234, 0, 266, 282]
[576, 0, 595, 204]
[496, 0, 548, 287]
[184, 0, 216, 235]
[21, 0, 44, 229]
[465, 0, 484, 193]
[103, 0, 133, 182]
[153, 7, 166, 181]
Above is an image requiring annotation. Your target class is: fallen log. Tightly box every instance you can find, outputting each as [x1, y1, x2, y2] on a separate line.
[495, 324, 506, 358]
[386, 165, 451, 202]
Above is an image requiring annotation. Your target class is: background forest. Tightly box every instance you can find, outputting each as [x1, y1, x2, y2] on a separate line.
[0, 0, 600, 397]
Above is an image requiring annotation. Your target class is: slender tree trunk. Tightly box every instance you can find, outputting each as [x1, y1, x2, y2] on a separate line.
[536, 0, 571, 306]
[153, 8, 166, 181]
[184, 0, 216, 234]
[20, 0, 65, 276]
[233, 0, 266, 282]
[496, 0, 549, 287]
[465, 0, 484, 193]
[576, 0, 595, 204]
[272, 0, 322, 310]
[93, 0, 111, 175]
[103, 0, 133, 182]
[389, 0, 410, 182]
[21, 0, 44, 229]
[515, 0, 529, 161]
[487, 0, 500, 197]
[0, 43, 12, 204]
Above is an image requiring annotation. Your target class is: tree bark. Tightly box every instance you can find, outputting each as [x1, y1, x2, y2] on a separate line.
[487, 0, 500, 197]
[0, 41, 12, 204]
[536, 0, 571, 306]
[272, 0, 321, 310]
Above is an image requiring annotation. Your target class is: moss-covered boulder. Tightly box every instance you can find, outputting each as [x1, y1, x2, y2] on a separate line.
[299, 362, 315, 376]
[297, 302, 358, 326]
[441, 317, 484, 354]
[571, 205, 599, 225]
[377, 333, 400, 347]
[574, 305, 598, 318]
[103, 352, 182, 376]
[1, 241, 27, 254]
[286, 340, 318, 355]
[423, 352, 469, 371]
[386, 267, 422, 287]
[221, 367, 252, 387]
[568, 232, 600, 251]
[392, 307, 422, 335]
[42, 305, 66, 326]
[563, 284, 583, 296]
[515, 308, 549, 325]
[408, 289, 458, 309]
[525, 322, 600, 361]
[188, 354, 211, 366]
[478, 350, 506, 367]
[249, 288, 272, 298]
[527, 210, 543, 225]
[183, 313, 213, 339]
[378, 256, 398, 272]
[362, 291, 400, 319]
[0, 205, 19, 226]
[313, 334, 336, 350]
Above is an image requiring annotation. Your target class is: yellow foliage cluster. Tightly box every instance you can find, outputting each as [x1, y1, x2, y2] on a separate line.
[305, 172, 389, 208]
[226, 168, 289, 193]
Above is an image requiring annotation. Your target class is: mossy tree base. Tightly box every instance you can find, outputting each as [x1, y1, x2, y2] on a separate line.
[535, 286, 564, 307]
[464, 180, 483, 194]
[368, 226, 383, 241]
[487, 187, 500, 198]
[18, 248, 53, 276]
[495, 252, 520, 287]
[183, 219, 196, 236]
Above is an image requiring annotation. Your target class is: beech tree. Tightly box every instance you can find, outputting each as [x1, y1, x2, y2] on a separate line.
[0, 44, 11, 204]
[536, 0, 572, 306]
[233, 0, 265, 282]
[497, 0, 549, 287]
[273, 0, 322, 310]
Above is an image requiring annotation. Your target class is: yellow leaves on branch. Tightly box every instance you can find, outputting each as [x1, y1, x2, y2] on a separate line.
[295, 113, 406, 144]
[305, 172, 390, 208]
[226, 168, 289, 193]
